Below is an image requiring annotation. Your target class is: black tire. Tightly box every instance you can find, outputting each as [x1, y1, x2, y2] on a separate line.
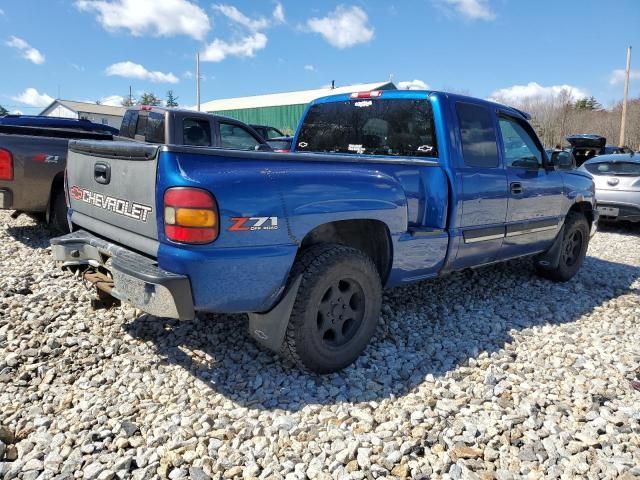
[536, 212, 589, 282]
[281, 244, 382, 373]
[50, 188, 69, 234]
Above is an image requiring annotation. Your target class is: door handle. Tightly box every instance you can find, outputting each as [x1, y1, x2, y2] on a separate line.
[510, 182, 523, 194]
[94, 162, 111, 185]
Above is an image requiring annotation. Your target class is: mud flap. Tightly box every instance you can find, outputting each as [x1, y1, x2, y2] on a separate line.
[248, 275, 302, 352]
[534, 225, 565, 270]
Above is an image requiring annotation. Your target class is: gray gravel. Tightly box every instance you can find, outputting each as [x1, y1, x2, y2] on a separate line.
[0, 211, 639, 480]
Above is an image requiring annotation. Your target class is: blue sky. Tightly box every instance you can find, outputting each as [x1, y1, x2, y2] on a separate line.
[1, 0, 639, 113]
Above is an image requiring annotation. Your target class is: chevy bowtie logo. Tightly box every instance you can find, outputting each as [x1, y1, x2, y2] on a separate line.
[69, 185, 153, 222]
[69, 185, 83, 201]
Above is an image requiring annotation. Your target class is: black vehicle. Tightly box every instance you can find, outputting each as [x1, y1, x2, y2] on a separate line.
[121, 107, 271, 151]
[250, 124, 285, 141]
[566, 134, 633, 167]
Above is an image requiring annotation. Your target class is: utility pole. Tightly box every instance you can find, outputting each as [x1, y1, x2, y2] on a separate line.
[129, 85, 133, 106]
[196, 52, 201, 111]
[619, 46, 632, 147]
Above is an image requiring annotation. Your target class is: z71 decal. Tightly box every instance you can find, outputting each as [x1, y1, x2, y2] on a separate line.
[69, 185, 153, 222]
[229, 217, 279, 231]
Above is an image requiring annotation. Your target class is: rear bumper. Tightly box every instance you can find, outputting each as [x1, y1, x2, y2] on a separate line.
[0, 188, 13, 209]
[51, 230, 195, 320]
[597, 202, 640, 222]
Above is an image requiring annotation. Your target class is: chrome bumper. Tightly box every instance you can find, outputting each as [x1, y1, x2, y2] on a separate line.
[51, 230, 195, 320]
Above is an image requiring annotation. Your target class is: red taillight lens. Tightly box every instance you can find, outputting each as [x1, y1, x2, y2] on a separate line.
[0, 149, 13, 181]
[274, 149, 290, 153]
[350, 90, 382, 99]
[163, 187, 218, 244]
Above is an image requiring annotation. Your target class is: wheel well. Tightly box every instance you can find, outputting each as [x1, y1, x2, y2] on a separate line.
[47, 173, 65, 223]
[300, 220, 392, 282]
[569, 201, 594, 227]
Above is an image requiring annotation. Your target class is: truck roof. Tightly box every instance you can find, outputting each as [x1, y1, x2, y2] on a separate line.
[0, 114, 119, 134]
[310, 89, 532, 121]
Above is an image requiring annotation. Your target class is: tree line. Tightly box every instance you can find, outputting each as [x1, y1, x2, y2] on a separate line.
[491, 89, 640, 150]
[119, 90, 179, 108]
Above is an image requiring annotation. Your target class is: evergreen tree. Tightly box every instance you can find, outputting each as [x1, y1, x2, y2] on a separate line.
[166, 90, 179, 107]
[138, 92, 162, 106]
[0, 105, 8, 116]
[121, 96, 136, 107]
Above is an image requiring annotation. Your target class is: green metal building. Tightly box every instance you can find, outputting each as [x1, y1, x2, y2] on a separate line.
[201, 81, 396, 134]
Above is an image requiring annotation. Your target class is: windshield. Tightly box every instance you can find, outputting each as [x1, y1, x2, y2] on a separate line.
[296, 98, 437, 158]
[585, 161, 640, 176]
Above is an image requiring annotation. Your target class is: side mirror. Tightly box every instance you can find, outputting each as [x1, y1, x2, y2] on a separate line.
[255, 143, 272, 152]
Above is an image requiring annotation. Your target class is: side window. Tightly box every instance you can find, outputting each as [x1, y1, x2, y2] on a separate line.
[183, 118, 212, 146]
[498, 116, 542, 169]
[219, 122, 260, 150]
[455, 103, 499, 167]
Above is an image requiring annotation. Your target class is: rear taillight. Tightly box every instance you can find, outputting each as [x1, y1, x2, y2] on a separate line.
[0, 149, 13, 181]
[164, 187, 218, 244]
[274, 149, 290, 153]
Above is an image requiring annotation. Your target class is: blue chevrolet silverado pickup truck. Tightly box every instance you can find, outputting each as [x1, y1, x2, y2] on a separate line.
[51, 90, 597, 373]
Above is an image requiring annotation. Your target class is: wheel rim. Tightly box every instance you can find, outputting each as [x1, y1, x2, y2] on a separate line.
[316, 278, 365, 348]
[562, 229, 584, 267]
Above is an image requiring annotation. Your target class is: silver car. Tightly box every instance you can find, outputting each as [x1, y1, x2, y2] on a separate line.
[578, 153, 640, 223]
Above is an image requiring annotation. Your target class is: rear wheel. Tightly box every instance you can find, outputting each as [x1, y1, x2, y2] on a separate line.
[536, 212, 589, 282]
[50, 188, 69, 234]
[281, 244, 382, 373]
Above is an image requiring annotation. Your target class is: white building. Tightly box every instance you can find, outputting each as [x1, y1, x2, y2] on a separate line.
[39, 100, 126, 129]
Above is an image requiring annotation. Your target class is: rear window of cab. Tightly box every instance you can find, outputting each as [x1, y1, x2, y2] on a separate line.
[296, 98, 437, 158]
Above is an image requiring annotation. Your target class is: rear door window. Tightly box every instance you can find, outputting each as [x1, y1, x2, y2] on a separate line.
[219, 122, 261, 150]
[296, 98, 437, 157]
[455, 102, 499, 167]
[183, 118, 212, 146]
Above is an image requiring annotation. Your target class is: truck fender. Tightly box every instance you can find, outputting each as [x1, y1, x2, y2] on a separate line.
[247, 274, 303, 352]
[534, 225, 565, 270]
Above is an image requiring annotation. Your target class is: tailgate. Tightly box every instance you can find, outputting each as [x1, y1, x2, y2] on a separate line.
[67, 140, 160, 241]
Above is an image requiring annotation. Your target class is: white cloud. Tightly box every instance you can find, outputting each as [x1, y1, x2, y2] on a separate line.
[11, 110, 23, 115]
[100, 95, 125, 106]
[105, 61, 179, 83]
[200, 32, 267, 62]
[304, 64, 315, 72]
[213, 3, 284, 31]
[5, 36, 45, 64]
[609, 69, 640, 85]
[489, 82, 588, 104]
[398, 79, 429, 90]
[12, 88, 54, 107]
[183, 70, 194, 79]
[439, 0, 495, 20]
[307, 6, 374, 49]
[273, 3, 285, 23]
[71, 63, 85, 72]
[75, 0, 210, 40]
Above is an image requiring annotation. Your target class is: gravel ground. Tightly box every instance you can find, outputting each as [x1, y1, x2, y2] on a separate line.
[0, 210, 639, 480]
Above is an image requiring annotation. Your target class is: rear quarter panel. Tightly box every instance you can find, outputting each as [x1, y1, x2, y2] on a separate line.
[154, 149, 446, 312]
[0, 134, 68, 211]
